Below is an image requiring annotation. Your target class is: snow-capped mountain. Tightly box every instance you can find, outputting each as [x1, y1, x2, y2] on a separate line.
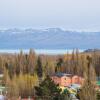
[0, 28, 100, 49]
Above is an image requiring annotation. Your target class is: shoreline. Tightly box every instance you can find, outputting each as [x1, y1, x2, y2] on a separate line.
[0, 49, 84, 55]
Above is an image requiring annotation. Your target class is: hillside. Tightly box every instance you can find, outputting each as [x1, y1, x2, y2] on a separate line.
[0, 28, 100, 49]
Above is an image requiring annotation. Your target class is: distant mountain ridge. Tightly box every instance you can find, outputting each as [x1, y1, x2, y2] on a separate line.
[0, 28, 100, 49]
[84, 49, 100, 53]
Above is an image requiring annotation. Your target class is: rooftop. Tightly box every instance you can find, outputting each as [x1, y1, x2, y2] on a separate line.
[52, 72, 72, 77]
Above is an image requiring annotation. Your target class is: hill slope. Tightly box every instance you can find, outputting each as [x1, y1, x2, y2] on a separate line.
[0, 28, 100, 49]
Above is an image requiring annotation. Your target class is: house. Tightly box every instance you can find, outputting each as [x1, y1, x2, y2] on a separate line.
[72, 75, 84, 85]
[51, 73, 84, 87]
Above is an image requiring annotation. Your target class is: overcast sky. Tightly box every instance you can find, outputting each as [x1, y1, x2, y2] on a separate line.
[0, 0, 100, 31]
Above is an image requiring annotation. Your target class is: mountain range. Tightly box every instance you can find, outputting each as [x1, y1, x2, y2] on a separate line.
[0, 28, 100, 49]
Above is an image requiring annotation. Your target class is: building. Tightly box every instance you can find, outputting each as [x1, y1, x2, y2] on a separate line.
[51, 73, 84, 87]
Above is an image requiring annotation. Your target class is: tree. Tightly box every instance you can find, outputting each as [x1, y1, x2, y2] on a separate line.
[34, 76, 69, 100]
[78, 56, 96, 100]
[55, 58, 63, 73]
[96, 90, 100, 100]
[7, 75, 19, 100]
[36, 56, 43, 78]
[27, 49, 36, 75]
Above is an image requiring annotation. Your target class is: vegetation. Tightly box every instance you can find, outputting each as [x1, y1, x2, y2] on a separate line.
[78, 56, 96, 100]
[0, 49, 100, 99]
[35, 75, 71, 100]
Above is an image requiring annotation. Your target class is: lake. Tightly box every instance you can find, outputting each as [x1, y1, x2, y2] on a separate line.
[0, 49, 85, 55]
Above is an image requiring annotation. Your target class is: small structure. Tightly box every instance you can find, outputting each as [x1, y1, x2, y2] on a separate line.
[72, 75, 84, 85]
[51, 73, 84, 87]
[0, 74, 3, 84]
[95, 81, 100, 90]
[0, 85, 7, 95]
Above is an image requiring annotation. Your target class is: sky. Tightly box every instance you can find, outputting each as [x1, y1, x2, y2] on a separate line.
[0, 0, 100, 31]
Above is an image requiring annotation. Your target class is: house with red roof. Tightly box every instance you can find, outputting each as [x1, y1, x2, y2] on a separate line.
[51, 73, 84, 87]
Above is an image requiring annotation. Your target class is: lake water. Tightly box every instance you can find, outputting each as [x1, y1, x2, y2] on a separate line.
[0, 49, 85, 55]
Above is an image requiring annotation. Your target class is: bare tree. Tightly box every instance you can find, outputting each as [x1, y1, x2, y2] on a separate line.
[79, 56, 96, 100]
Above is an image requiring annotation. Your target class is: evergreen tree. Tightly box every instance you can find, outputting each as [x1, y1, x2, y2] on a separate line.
[55, 58, 63, 73]
[35, 76, 69, 100]
[36, 56, 43, 78]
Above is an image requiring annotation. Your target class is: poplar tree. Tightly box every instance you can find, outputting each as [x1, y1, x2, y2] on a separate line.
[79, 56, 96, 100]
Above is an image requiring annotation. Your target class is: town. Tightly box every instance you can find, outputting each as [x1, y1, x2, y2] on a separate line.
[0, 49, 100, 100]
